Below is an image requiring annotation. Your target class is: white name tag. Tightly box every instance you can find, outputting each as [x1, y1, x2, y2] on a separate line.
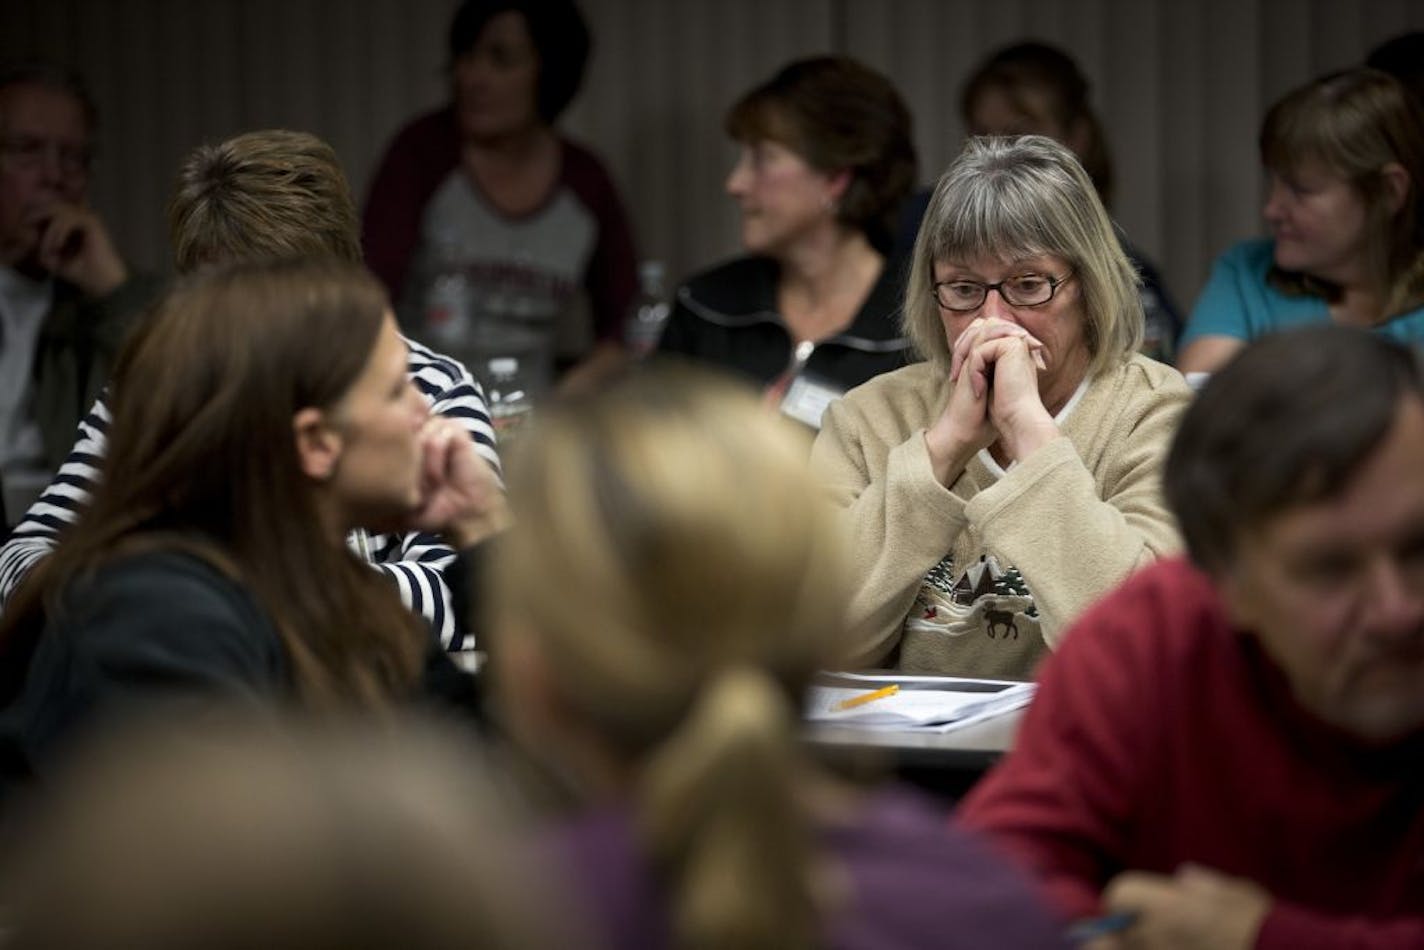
[779, 374, 845, 429]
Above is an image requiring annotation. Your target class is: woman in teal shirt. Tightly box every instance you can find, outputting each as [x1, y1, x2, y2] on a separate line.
[1179, 68, 1424, 374]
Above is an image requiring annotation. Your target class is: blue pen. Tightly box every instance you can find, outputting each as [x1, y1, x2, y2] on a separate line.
[1065, 911, 1138, 944]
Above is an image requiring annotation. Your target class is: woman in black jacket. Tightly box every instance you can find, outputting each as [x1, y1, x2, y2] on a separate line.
[658, 56, 918, 430]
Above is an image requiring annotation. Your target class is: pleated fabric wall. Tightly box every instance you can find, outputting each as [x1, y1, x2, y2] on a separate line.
[842, 0, 1424, 319]
[3, 0, 1423, 312]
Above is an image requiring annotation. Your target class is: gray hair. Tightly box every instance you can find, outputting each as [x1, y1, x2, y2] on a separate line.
[903, 135, 1142, 377]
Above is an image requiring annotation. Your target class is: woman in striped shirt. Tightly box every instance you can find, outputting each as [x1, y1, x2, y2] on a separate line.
[0, 129, 500, 649]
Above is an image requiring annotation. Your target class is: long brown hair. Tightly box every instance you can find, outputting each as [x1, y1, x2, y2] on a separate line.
[0, 259, 426, 708]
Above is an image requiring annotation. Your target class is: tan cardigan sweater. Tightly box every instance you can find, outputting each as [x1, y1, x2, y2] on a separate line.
[811, 354, 1191, 677]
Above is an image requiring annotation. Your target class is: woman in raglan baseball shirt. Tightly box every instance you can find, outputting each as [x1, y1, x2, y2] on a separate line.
[363, 0, 639, 397]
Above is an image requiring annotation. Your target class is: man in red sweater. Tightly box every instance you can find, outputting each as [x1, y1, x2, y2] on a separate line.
[960, 326, 1424, 950]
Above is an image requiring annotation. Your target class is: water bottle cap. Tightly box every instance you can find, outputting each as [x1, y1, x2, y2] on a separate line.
[638, 260, 665, 295]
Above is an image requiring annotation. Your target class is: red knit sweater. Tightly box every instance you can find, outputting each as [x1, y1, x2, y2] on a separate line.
[959, 557, 1424, 949]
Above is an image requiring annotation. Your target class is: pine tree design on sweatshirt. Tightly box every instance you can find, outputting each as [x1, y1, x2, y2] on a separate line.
[907, 553, 1040, 643]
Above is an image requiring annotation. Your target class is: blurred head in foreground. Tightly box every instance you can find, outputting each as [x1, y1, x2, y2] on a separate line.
[1, 713, 583, 950]
[1166, 326, 1424, 744]
[489, 364, 854, 949]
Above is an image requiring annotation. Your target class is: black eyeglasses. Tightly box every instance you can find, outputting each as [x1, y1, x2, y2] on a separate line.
[933, 272, 1073, 312]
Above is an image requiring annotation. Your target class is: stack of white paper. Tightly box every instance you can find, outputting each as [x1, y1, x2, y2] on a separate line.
[805, 673, 1036, 733]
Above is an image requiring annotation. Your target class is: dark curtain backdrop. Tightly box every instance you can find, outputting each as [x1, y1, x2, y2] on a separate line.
[5, 0, 1422, 311]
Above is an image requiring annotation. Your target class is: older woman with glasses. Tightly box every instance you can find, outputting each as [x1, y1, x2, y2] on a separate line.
[812, 135, 1191, 678]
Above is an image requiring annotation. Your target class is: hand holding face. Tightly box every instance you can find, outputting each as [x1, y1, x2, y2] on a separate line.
[34, 203, 128, 298]
[925, 341, 998, 486]
[407, 417, 510, 549]
[1101, 864, 1272, 950]
[975, 332, 1060, 463]
[925, 319, 1058, 484]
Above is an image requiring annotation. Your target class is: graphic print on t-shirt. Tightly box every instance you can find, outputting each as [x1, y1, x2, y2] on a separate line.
[406, 171, 597, 394]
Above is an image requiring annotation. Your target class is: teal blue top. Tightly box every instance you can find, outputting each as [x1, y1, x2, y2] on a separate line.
[1181, 239, 1424, 348]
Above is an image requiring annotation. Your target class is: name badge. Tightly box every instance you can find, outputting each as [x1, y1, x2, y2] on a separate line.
[779, 373, 845, 429]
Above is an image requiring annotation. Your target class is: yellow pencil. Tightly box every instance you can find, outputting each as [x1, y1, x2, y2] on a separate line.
[834, 683, 899, 711]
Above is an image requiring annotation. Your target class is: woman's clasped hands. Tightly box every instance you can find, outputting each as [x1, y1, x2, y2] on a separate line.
[926, 317, 1060, 485]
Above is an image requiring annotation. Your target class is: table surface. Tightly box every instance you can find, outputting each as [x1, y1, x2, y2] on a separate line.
[455, 652, 1024, 775]
[804, 705, 1023, 769]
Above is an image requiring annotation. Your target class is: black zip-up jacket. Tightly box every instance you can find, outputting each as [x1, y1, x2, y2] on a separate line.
[658, 255, 914, 393]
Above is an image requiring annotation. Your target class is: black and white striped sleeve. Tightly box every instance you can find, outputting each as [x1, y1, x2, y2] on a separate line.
[0, 396, 111, 608]
[355, 339, 501, 650]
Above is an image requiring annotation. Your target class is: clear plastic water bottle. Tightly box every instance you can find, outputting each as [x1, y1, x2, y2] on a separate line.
[421, 232, 471, 350]
[486, 357, 533, 447]
[624, 260, 670, 358]
[425, 270, 472, 349]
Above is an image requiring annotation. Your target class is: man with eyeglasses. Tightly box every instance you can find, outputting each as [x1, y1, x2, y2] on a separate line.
[0, 64, 151, 522]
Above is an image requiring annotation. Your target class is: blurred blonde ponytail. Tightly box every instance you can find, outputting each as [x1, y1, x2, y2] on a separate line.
[639, 667, 817, 950]
[490, 364, 858, 948]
